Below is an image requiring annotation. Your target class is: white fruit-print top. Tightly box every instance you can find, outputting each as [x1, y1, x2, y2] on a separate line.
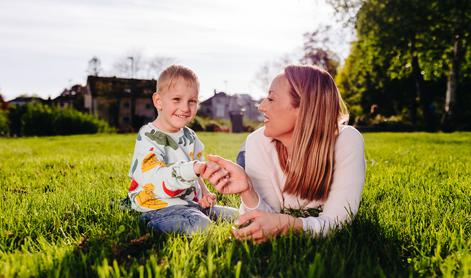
[128, 123, 205, 212]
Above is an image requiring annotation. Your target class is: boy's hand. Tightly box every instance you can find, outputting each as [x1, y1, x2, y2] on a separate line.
[193, 161, 207, 176]
[198, 192, 217, 208]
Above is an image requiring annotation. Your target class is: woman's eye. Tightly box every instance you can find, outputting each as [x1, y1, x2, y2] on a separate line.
[189, 100, 197, 104]
[267, 97, 274, 102]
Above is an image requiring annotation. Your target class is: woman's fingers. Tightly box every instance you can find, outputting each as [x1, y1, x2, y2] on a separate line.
[200, 162, 221, 180]
[236, 211, 259, 226]
[208, 168, 229, 185]
[213, 177, 230, 193]
[207, 154, 228, 167]
[251, 230, 265, 241]
[207, 154, 240, 174]
[254, 236, 268, 244]
[233, 222, 259, 240]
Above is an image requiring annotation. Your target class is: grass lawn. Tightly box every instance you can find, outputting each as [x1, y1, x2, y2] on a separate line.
[0, 132, 470, 277]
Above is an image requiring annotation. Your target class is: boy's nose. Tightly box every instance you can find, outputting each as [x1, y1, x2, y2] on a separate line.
[180, 103, 190, 112]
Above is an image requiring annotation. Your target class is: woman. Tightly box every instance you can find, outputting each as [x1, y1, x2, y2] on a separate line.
[201, 65, 365, 243]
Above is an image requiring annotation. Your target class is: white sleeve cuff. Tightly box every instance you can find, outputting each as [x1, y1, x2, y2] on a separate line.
[241, 190, 261, 210]
[239, 191, 278, 214]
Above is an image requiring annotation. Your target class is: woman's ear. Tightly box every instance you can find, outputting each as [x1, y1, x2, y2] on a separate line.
[152, 92, 162, 111]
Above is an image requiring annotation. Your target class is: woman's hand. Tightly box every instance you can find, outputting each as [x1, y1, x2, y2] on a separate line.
[201, 155, 250, 195]
[232, 210, 303, 244]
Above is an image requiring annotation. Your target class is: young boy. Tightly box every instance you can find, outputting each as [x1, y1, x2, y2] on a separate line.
[128, 65, 237, 234]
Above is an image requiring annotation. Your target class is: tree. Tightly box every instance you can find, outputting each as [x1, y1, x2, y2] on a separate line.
[146, 56, 175, 79]
[328, 0, 471, 131]
[113, 50, 175, 79]
[433, 0, 471, 130]
[87, 56, 103, 76]
[301, 25, 340, 77]
[253, 53, 297, 92]
[113, 50, 144, 79]
[328, 0, 429, 129]
[254, 62, 272, 92]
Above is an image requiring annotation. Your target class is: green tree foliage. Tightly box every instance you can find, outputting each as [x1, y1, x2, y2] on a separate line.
[331, 0, 471, 131]
[301, 25, 340, 77]
[0, 109, 9, 136]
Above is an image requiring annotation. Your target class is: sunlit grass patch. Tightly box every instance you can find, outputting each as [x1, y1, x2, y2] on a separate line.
[0, 132, 470, 277]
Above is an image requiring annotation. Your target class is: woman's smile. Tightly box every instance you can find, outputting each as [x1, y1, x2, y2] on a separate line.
[263, 114, 270, 123]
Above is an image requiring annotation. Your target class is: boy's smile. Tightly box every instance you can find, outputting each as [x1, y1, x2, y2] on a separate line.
[153, 77, 198, 133]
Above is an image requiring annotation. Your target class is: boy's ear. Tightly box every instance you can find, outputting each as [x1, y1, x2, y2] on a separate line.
[152, 92, 162, 111]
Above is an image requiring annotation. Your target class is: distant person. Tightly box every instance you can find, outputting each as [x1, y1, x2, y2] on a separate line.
[128, 65, 237, 234]
[202, 65, 366, 243]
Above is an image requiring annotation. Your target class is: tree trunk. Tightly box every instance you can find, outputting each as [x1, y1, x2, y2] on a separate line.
[410, 38, 436, 131]
[442, 34, 462, 131]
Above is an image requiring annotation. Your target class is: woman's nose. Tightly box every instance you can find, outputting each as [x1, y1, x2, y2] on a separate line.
[258, 98, 267, 112]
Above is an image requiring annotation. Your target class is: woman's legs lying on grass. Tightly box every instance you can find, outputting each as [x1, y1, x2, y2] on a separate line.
[140, 205, 238, 235]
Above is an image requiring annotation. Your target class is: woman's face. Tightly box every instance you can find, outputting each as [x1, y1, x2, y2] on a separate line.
[259, 74, 299, 145]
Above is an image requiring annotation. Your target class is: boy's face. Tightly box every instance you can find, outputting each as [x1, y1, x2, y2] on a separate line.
[153, 77, 198, 132]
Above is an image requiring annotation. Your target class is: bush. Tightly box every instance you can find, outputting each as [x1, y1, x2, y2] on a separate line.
[204, 121, 222, 132]
[0, 109, 9, 136]
[188, 116, 205, 131]
[8, 102, 114, 136]
[355, 114, 415, 132]
[189, 116, 231, 132]
[52, 107, 113, 135]
[243, 118, 262, 132]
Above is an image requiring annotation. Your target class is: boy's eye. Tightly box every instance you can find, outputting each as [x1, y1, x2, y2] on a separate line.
[172, 98, 180, 102]
[267, 97, 274, 102]
[189, 100, 197, 104]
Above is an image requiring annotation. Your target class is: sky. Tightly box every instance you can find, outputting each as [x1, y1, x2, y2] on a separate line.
[0, 0, 352, 101]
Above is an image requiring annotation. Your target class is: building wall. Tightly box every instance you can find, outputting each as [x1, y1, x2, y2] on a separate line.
[84, 94, 92, 112]
[135, 98, 155, 119]
[199, 93, 262, 121]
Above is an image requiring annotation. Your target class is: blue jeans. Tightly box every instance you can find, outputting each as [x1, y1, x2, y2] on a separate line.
[140, 205, 239, 235]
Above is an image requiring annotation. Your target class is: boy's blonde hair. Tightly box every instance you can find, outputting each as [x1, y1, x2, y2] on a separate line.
[157, 65, 200, 93]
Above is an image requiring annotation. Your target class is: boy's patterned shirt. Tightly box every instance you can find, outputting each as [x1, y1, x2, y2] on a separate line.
[128, 123, 205, 212]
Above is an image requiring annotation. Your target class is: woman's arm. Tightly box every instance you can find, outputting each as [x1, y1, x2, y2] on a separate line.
[232, 210, 304, 244]
[235, 127, 365, 241]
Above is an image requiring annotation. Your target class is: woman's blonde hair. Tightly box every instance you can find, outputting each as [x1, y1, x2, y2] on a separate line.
[157, 64, 200, 93]
[276, 65, 349, 201]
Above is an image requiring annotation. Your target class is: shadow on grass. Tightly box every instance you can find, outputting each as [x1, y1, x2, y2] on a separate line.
[39, 212, 415, 277]
[224, 212, 414, 277]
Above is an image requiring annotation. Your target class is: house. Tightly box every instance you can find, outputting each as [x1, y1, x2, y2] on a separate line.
[199, 91, 262, 122]
[85, 76, 156, 132]
[7, 95, 48, 106]
[53, 84, 87, 112]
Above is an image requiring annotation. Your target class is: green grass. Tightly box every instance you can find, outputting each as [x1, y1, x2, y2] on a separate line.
[0, 132, 470, 277]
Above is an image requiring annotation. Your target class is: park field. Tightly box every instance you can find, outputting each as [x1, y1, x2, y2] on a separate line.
[0, 132, 470, 277]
